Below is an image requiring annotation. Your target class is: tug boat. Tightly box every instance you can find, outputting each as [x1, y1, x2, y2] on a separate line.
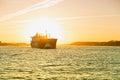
[31, 32, 57, 49]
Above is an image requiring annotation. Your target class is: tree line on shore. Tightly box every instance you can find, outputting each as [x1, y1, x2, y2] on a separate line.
[0, 41, 29, 46]
[71, 40, 120, 46]
[1, 40, 120, 46]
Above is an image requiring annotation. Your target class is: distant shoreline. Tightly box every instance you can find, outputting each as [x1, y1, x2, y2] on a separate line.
[0, 41, 30, 46]
[1, 40, 120, 47]
[70, 40, 120, 46]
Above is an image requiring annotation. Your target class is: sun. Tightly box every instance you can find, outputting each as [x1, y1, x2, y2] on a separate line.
[23, 17, 64, 43]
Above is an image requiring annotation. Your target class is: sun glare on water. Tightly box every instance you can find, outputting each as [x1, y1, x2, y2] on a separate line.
[23, 17, 64, 43]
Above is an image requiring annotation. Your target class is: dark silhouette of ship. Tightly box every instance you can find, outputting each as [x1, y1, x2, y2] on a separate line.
[31, 32, 57, 49]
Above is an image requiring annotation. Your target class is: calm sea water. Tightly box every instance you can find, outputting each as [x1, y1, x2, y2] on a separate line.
[0, 46, 120, 80]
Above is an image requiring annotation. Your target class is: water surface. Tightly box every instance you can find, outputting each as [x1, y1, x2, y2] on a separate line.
[0, 46, 120, 80]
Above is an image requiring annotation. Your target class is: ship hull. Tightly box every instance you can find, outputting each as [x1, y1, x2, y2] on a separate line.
[31, 38, 57, 49]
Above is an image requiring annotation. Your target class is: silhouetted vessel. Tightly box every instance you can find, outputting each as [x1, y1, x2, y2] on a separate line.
[31, 33, 57, 49]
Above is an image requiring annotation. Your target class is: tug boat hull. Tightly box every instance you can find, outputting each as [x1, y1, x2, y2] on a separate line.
[31, 39, 57, 49]
[31, 33, 57, 49]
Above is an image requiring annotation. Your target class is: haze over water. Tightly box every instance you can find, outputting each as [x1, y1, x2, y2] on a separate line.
[0, 46, 120, 80]
[0, 0, 120, 43]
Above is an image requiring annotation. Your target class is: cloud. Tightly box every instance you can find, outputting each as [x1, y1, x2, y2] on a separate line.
[0, 0, 64, 22]
[54, 15, 120, 21]
[14, 14, 120, 23]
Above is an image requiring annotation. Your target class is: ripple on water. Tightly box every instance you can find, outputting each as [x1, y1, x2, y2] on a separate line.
[0, 46, 120, 79]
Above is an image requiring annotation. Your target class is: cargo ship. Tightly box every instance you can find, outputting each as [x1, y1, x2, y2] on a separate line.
[31, 32, 57, 49]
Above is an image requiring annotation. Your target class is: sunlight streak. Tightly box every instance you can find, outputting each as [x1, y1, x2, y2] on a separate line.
[23, 17, 64, 43]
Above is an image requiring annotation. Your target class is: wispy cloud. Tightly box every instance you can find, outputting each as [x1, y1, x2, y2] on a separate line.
[14, 14, 120, 23]
[54, 15, 120, 21]
[0, 0, 64, 22]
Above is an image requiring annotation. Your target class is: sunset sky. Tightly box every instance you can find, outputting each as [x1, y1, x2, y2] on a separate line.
[0, 0, 120, 44]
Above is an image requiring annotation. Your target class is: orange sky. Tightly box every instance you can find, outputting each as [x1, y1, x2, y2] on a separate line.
[0, 0, 120, 44]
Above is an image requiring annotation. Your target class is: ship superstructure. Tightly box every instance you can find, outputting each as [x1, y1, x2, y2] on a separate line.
[31, 33, 57, 49]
